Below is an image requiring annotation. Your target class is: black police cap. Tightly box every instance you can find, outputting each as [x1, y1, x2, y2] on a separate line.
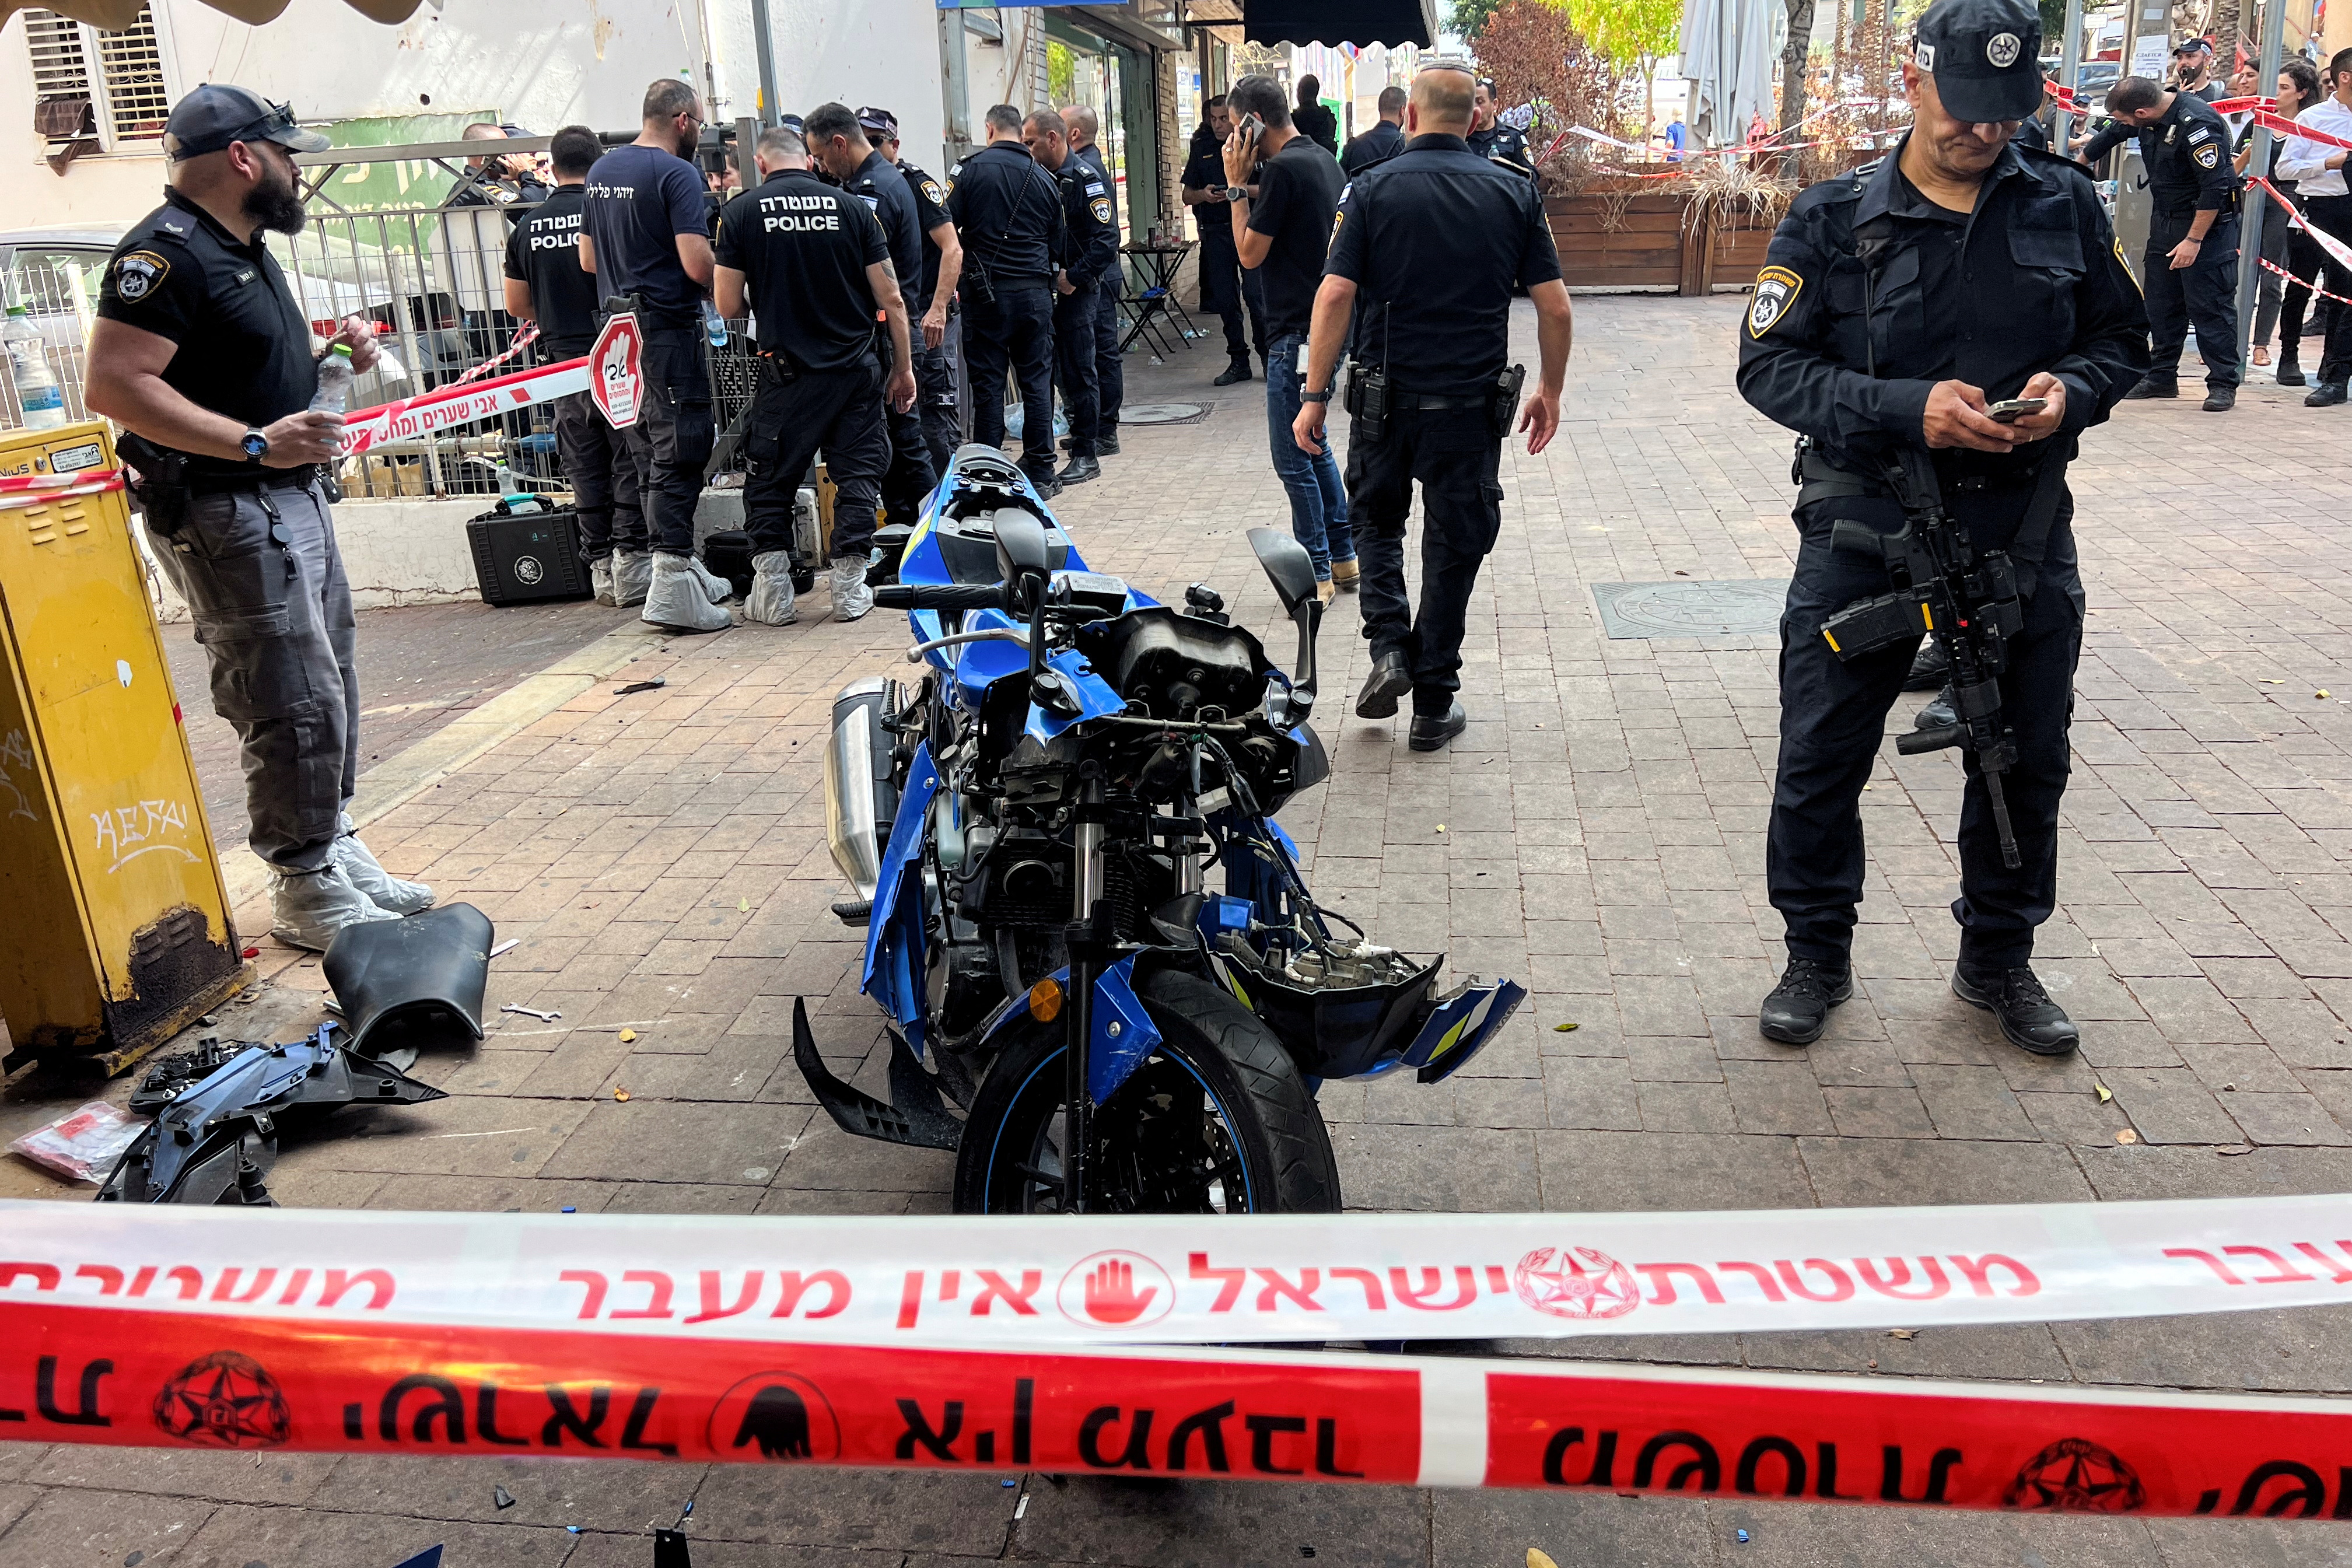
[164, 84, 328, 162]
[1912, 0, 2045, 123]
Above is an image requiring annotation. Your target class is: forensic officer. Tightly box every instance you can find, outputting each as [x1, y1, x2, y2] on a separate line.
[1737, 0, 2147, 1054]
[1292, 58, 1572, 752]
[2081, 74, 2242, 408]
[948, 104, 1066, 495]
[504, 123, 645, 608]
[1468, 78, 1538, 178]
[1026, 108, 1116, 487]
[869, 110, 968, 474]
[85, 85, 433, 950]
[807, 103, 939, 533]
[1062, 104, 1126, 454]
[715, 125, 916, 625]
[580, 78, 733, 632]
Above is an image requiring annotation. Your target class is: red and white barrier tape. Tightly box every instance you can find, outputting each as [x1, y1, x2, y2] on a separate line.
[340, 355, 589, 458]
[7, 1293, 2352, 1515]
[9, 1195, 2352, 1351]
[2260, 256, 2352, 309]
[450, 322, 541, 386]
[2255, 176, 2352, 278]
[0, 467, 125, 512]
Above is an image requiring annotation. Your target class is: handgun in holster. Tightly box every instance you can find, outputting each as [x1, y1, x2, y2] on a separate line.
[1345, 363, 1390, 444]
[1821, 447, 2028, 869]
[117, 431, 191, 542]
[1489, 363, 1526, 439]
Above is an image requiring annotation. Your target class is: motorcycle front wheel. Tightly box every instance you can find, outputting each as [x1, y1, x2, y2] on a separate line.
[951, 968, 1339, 1214]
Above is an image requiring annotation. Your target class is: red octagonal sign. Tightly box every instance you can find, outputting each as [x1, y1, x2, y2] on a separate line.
[590, 311, 644, 429]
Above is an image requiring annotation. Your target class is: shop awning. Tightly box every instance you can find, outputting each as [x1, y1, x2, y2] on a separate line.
[1237, 0, 1435, 47]
[0, 0, 419, 26]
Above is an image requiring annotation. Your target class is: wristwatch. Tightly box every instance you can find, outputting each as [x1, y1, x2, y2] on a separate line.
[1301, 388, 1332, 402]
[240, 428, 269, 466]
[1222, 184, 1250, 204]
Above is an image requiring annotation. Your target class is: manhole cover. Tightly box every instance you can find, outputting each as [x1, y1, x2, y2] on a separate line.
[1592, 579, 1790, 639]
[1119, 402, 1210, 426]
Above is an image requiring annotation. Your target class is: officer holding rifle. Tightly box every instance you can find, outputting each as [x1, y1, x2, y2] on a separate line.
[1737, 0, 2146, 1055]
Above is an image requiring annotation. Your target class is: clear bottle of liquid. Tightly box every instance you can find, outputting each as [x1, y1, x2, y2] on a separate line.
[701, 299, 729, 348]
[310, 342, 356, 414]
[4, 304, 65, 429]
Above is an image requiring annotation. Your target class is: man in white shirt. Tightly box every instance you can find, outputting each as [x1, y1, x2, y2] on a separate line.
[2278, 47, 2352, 405]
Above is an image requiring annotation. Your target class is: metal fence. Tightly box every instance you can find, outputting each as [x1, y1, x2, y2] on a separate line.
[0, 135, 761, 501]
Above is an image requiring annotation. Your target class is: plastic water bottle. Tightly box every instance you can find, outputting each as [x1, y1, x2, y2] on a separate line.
[4, 305, 65, 429]
[702, 300, 729, 348]
[310, 343, 356, 414]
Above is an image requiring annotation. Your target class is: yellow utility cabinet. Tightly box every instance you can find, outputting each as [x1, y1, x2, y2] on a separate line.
[0, 420, 246, 1069]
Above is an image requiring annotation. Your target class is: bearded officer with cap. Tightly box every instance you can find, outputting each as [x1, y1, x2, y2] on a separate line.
[85, 85, 434, 951]
[1737, 0, 2146, 1056]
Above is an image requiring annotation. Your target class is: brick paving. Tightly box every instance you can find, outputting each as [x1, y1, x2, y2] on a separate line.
[8, 294, 2352, 1564]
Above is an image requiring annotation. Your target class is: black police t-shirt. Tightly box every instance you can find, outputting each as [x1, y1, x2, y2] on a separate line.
[848, 148, 925, 315]
[580, 144, 710, 327]
[96, 187, 318, 482]
[1246, 135, 1344, 340]
[503, 183, 599, 356]
[714, 169, 890, 372]
[1183, 141, 1234, 245]
[901, 160, 954, 306]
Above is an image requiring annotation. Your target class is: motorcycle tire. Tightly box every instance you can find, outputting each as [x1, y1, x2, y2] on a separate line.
[952, 967, 1339, 1215]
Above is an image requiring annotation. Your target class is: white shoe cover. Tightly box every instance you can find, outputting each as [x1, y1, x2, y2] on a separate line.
[332, 830, 435, 915]
[611, 551, 652, 608]
[642, 552, 732, 632]
[830, 554, 874, 622]
[590, 554, 617, 606]
[685, 554, 734, 604]
[270, 862, 398, 952]
[744, 551, 800, 626]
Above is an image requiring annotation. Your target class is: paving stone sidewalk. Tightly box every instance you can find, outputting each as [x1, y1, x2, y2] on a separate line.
[5, 294, 2352, 1566]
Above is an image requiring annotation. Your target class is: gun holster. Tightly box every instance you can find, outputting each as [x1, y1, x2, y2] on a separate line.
[1345, 363, 1390, 444]
[117, 432, 191, 540]
[1489, 363, 1527, 439]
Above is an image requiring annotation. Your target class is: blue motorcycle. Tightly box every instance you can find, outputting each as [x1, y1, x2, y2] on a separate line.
[795, 447, 1525, 1214]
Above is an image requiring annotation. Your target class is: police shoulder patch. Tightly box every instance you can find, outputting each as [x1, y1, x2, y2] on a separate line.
[922, 178, 946, 206]
[1747, 264, 1803, 339]
[2194, 141, 2220, 169]
[1090, 197, 1113, 225]
[111, 249, 170, 303]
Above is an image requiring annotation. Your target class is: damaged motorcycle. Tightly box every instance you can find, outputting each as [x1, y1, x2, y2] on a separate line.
[796, 447, 1524, 1213]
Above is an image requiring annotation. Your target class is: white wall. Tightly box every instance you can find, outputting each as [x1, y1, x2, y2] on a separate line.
[0, 0, 954, 232]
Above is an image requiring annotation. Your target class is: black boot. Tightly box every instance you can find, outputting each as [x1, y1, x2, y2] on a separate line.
[1213, 358, 1251, 387]
[1914, 684, 1957, 730]
[1097, 426, 1121, 456]
[2279, 355, 2307, 388]
[1356, 651, 1411, 719]
[1056, 453, 1102, 486]
[1758, 958, 1853, 1045]
[2123, 376, 2179, 399]
[2307, 383, 2349, 407]
[1409, 700, 1468, 752]
[1903, 639, 1950, 692]
[2202, 386, 2236, 412]
[1952, 965, 2079, 1056]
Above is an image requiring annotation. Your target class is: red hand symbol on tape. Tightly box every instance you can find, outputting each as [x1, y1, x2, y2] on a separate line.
[1084, 1259, 1157, 1325]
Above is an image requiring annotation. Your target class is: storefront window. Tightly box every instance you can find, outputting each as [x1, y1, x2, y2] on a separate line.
[1045, 17, 1156, 247]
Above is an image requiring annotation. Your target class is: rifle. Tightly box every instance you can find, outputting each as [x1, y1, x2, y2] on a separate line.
[1815, 447, 2027, 869]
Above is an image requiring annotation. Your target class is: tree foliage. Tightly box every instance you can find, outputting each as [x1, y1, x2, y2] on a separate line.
[1449, 0, 1513, 40]
[1563, 0, 1679, 146]
[1472, 0, 1628, 144]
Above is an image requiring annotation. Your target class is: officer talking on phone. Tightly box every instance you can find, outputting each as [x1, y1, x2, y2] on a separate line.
[1737, 0, 2147, 1056]
[85, 84, 434, 951]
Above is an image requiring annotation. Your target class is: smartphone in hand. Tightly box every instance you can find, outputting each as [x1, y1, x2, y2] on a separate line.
[1988, 397, 2048, 424]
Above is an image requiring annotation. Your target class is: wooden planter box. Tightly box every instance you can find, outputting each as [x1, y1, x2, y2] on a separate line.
[1545, 190, 1776, 295]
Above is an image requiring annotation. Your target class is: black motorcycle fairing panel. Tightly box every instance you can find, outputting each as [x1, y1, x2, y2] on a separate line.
[934, 506, 1073, 587]
[322, 902, 495, 1056]
[1080, 606, 1271, 722]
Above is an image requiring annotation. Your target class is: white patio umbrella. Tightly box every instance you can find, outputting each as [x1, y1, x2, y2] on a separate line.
[1676, 0, 1787, 144]
[1, 0, 421, 26]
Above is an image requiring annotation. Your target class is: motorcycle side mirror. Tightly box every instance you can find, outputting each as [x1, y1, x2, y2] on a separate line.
[1247, 527, 1317, 614]
[1247, 528, 1319, 726]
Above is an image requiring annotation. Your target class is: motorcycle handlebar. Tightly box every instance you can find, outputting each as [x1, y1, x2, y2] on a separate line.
[872, 583, 1009, 611]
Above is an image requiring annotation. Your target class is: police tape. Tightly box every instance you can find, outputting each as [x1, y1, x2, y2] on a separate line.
[340, 355, 589, 457]
[2260, 256, 2352, 310]
[0, 468, 125, 512]
[2255, 176, 2352, 279]
[8, 1293, 2352, 1517]
[8, 1194, 2352, 1352]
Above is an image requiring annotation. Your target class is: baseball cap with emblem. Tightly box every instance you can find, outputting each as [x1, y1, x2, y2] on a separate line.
[163, 84, 329, 162]
[856, 106, 898, 139]
[2172, 35, 2214, 56]
[1910, 0, 2045, 123]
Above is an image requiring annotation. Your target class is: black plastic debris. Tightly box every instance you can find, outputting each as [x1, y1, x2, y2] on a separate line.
[97, 1020, 443, 1205]
[653, 1529, 692, 1567]
[323, 902, 495, 1057]
[492, 1485, 516, 1510]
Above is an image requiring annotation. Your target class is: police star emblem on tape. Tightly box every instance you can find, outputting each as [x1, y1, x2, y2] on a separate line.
[1514, 1245, 1641, 1319]
[1748, 265, 1803, 339]
[112, 249, 170, 302]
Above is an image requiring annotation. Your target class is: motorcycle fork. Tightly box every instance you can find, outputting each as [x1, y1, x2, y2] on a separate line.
[1061, 782, 1111, 1214]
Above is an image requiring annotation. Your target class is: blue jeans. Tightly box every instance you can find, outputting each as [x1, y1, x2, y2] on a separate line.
[1264, 331, 1353, 579]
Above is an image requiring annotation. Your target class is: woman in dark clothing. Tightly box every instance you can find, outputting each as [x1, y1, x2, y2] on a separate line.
[2241, 57, 2328, 383]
